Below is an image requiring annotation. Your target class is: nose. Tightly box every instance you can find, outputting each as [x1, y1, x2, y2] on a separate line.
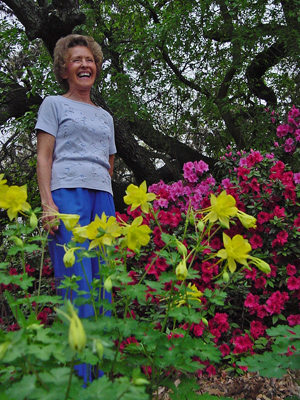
[81, 58, 88, 67]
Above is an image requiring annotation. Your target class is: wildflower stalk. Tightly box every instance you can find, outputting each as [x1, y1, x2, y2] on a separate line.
[79, 258, 97, 320]
[37, 229, 48, 301]
[64, 356, 75, 400]
[24, 356, 49, 392]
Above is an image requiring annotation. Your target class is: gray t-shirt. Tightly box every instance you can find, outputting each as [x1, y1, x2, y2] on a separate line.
[35, 95, 116, 195]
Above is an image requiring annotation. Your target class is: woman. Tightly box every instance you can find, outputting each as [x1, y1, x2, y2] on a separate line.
[36, 34, 116, 321]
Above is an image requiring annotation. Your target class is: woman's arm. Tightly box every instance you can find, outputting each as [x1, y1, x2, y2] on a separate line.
[109, 154, 115, 177]
[36, 130, 59, 235]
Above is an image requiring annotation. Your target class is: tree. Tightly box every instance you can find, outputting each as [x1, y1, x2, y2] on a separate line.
[0, 0, 299, 211]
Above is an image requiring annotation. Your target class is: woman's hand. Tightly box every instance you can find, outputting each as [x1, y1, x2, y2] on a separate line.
[42, 202, 60, 236]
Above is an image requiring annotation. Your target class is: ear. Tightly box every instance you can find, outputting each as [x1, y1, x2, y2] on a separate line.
[60, 69, 68, 80]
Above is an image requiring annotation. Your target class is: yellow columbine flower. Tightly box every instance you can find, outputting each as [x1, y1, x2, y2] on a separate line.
[67, 302, 87, 353]
[216, 233, 252, 273]
[175, 258, 188, 281]
[72, 225, 88, 243]
[237, 210, 257, 229]
[248, 256, 271, 274]
[57, 213, 80, 231]
[176, 283, 203, 307]
[124, 181, 156, 214]
[85, 212, 122, 250]
[0, 174, 7, 185]
[0, 185, 31, 220]
[201, 191, 238, 229]
[121, 216, 152, 251]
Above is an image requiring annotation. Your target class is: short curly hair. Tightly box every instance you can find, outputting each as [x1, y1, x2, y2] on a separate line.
[53, 34, 103, 92]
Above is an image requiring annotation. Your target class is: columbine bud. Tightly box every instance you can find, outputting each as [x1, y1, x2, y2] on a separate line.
[29, 212, 38, 229]
[0, 341, 10, 360]
[63, 247, 76, 268]
[94, 339, 104, 360]
[133, 378, 150, 386]
[175, 258, 188, 281]
[188, 210, 195, 225]
[197, 220, 205, 232]
[176, 239, 187, 257]
[104, 276, 112, 293]
[10, 236, 23, 248]
[68, 307, 87, 353]
[201, 317, 208, 326]
[223, 271, 229, 282]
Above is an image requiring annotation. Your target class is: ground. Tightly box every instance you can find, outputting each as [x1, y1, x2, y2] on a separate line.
[155, 370, 300, 399]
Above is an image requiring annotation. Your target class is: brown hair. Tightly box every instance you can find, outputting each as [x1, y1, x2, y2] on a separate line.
[53, 34, 103, 92]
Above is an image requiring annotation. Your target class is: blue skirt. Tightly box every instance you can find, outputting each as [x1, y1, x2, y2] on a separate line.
[48, 188, 115, 318]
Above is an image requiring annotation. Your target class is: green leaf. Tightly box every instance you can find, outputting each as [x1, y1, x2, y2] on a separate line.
[5, 290, 27, 328]
[240, 353, 289, 378]
[6, 375, 37, 400]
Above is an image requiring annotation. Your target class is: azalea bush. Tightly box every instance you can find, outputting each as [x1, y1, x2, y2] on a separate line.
[1, 105, 300, 398]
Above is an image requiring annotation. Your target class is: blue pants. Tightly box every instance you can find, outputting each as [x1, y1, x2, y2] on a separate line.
[48, 188, 115, 318]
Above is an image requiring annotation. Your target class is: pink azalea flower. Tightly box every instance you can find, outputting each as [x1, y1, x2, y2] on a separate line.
[294, 172, 300, 184]
[287, 314, 300, 326]
[249, 234, 263, 249]
[219, 343, 230, 357]
[276, 124, 290, 138]
[287, 276, 300, 291]
[206, 364, 217, 376]
[244, 266, 257, 280]
[250, 320, 267, 340]
[194, 160, 209, 174]
[266, 291, 289, 315]
[193, 322, 206, 337]
[287, 264, 297, 276]
[233, 334, 253, 354]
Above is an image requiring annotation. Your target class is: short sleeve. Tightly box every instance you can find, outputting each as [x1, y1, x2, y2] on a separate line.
[35, 96, 59, 137]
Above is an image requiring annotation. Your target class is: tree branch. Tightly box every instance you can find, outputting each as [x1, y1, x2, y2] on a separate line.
[246, 41, 286, 106]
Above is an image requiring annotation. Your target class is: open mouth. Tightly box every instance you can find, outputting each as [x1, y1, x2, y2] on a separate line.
[78, 72, 92, 78]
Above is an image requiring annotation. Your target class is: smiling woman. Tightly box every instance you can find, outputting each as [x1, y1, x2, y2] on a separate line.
[35, 34, 117, 382]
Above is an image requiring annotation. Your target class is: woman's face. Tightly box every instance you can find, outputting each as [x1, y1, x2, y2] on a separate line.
[61, 45, 97, 92]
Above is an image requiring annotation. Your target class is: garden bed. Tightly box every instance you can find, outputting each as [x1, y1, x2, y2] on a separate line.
[155, 370, 300, 399]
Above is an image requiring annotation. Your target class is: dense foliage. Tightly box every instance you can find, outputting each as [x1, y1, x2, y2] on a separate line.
[1, 107, 300, 398]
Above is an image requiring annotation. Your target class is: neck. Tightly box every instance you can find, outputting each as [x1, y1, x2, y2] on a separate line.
[63, 88, 93, 105]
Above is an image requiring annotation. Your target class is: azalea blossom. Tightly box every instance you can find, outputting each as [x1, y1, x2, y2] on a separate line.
[124, 181, 156, 213]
